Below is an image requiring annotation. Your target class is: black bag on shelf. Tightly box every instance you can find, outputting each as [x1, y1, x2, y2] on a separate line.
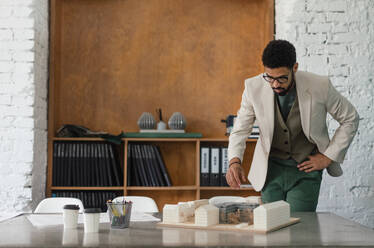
[56, 124, 125, 145]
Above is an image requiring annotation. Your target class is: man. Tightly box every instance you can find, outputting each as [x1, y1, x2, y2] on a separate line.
[226, 40, 359, 211]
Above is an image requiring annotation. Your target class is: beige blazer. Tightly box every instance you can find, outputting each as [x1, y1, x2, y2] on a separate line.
[228, 70, 359, 191]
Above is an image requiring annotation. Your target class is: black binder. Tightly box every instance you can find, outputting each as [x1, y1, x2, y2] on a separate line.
[210, 147, 220, 186]
[200, 146, 210, 186]
[75, 142, 81, 186]
[152, 145, 171, 186]
[84, 143, 92, 186]
[62, 142, 68, 186]
[138, 145, 150, 185]
[81, 143, 88, 186]
[56, 142, 62, 186]
[91, 143, 97, 186]
[54, 142, 60, 186]
[127, 143, 132, 186]
[140, 145, 157, 186]
[70, 143, 76, 186]
[66, 142, 73, 186]
[130, 144, 141, 186]
[102, 143, 112, 186]
[147, 145, 164, 186]
[108, 143, 121, 186]
[52, 142, 58, 186]
[220, 147, 229, 186]
[98, 143, 107, 186]
[134, 144, 148, 186]
[92, 143, 101, 186]
[80, 143, 85, 186]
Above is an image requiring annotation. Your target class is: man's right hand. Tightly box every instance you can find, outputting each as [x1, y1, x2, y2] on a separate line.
[226, 163, 246, 189]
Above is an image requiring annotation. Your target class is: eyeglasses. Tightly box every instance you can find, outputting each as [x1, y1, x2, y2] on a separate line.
[262, 73, 290, 84]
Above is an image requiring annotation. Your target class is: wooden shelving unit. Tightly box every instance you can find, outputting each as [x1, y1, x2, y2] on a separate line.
[47, 0, 274, 210]
[51, 187, 124, 191]
[48, 137, 258, 209]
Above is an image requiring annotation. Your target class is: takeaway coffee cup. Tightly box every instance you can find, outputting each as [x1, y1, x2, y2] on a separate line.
[83, 208, 101, 233]
[62, 229, 79, 246]
[63, 204, 80, 229]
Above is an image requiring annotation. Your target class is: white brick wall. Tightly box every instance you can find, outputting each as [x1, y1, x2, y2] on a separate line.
[0, 0, 48, 214]
[276, 0, 374, 228]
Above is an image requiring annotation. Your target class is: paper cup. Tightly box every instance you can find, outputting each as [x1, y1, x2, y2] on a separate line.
[63, 205, 80, 229]
[83, 233, 99, 246]
[62, 229, 79, 245]
[83, 208, 101, 233]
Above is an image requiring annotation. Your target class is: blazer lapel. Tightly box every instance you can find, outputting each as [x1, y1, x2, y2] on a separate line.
[295, 71, 312, 140]
[260, 78, 275, 149]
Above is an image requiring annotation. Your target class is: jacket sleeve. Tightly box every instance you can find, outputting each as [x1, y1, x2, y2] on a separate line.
[322, 80, 359, 163]
[228, 80, 256, 162]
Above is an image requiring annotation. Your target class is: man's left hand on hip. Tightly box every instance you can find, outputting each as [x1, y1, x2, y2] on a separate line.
[297, 153, 332, 172]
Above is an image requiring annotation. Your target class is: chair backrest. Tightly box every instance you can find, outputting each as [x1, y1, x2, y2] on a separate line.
[112, 196, 159, 213]
[208, 196, 246, 206]
[34, 197, 85, 213]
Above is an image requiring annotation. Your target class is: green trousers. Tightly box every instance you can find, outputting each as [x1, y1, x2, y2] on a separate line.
[261, 157, 323, 212]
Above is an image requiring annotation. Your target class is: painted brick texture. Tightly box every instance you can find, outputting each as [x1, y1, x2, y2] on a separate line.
[276, 0, 374, 228]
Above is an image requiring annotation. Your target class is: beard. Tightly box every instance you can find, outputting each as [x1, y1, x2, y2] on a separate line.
[272, 73, 295, 96]
[273, 87, 288, 96]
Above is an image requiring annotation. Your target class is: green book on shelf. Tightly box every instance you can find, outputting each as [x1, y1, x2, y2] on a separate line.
[124, 132, 203, 138]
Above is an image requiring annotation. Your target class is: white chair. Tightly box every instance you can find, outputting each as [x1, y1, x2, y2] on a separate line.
[34, 197, 85, 213]
[112, 196, 159, 213]
[208, 196, 246, 206]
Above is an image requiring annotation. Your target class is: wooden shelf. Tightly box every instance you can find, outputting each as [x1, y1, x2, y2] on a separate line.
[51, 187, 124, 190]
[200, 138, 258, 142]
[52, 137, 107, 141]
[199, 187, 254, 191]
[51, 186, 255, 191]
[127, 186, 197, 190]
[52, 137, 258, 142]
[125, 138, 199, 142]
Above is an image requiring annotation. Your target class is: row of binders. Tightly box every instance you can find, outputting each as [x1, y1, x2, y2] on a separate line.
[52, 191, 118, 212]
[52, 142, 123, 187]
[127, 143, 172, 186]
[200, 146, 229, 186]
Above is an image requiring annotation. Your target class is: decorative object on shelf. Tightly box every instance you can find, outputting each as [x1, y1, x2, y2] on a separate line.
[168, 112, 186, 130]
[221, 115, 237, 136]
[137, 112, 156, 130]
[221, 115, 259, 139]
[156, 108, 167, 130]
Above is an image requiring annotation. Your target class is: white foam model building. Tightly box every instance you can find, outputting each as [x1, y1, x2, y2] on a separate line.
[177, 202, 194, 219]
[195, 204, 219, 226]
[253, 200, 290, 231]
[187, 201, 196, 209]
[194, 199, 209, 209]
[163, 204, 188, 224]
[244, 196, 262, 204]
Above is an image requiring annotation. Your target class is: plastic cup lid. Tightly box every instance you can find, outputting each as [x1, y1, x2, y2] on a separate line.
[63, 204, 80, 210]
[84, 208, 102, 213]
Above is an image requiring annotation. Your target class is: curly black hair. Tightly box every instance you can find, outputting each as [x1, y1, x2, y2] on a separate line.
[262, 40, 296, 69]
